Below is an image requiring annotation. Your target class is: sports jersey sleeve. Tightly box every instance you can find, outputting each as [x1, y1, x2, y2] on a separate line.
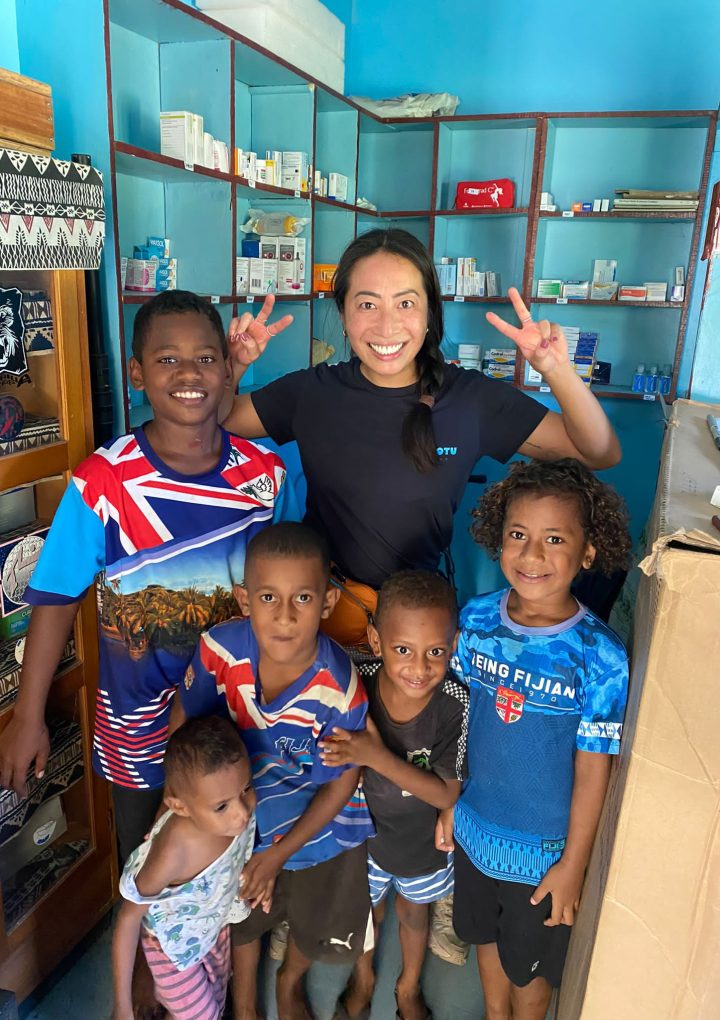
[25, 479, 105, 604]
[432, 680, 470, 781]
[179, 632, 232, 721]
[251, 369, 307, 446]
[311, 673, 369, 785]
[272, 469, 301, 524]
[576, 634, 629, 755]
[450, 605, 475, 685]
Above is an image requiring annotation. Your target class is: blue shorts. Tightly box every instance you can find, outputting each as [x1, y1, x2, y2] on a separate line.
[368, 852, 454, 906]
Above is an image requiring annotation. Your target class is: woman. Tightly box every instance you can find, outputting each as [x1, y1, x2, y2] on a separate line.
[224, 229, 619, 644]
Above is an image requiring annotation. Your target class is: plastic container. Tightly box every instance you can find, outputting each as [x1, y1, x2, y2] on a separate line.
[631, 363, 647, 393]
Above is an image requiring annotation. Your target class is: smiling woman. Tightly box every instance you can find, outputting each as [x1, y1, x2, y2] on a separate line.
[222, 230, 622, 645]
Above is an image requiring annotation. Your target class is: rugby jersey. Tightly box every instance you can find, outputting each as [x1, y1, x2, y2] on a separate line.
[26, 427, 296, 790]
[454, 589, 628, 885]
[180, 619, 375, 870]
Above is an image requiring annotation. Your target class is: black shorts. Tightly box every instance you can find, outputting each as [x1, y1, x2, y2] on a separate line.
[111, 783, 164, 867]
[453, 842, 571, 988]
[232, 841, 371, 965]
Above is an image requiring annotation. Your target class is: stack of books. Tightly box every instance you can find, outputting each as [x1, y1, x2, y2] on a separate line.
[613, 189, 699, 212]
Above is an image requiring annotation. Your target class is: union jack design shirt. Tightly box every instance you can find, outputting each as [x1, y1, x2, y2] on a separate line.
[180, 620, 375, 869]
[26, 428, 296, 790]
[453, 589, 628, 885]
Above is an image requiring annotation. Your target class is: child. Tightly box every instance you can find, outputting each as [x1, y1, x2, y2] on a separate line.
[0, 291, 294, 1013]
[319, 570, 469, 1020]
[112, 715, 257, 1020]
[442, 458, 631, 1020]
[173, 521, 376, 1020]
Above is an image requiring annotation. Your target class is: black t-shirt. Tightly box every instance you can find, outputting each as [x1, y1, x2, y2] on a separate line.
[358, 660, 469, 878]
[252, 360, 547, 588]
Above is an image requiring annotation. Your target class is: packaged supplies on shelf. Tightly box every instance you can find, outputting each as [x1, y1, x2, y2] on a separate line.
[260, 236, 280, 260]
[592, 361, 612, 385]
[197, 0, 346, 93]
[313, 263, 336, 292]
[644, 282, 668, 302]
[120, 257, 128, 290]
[281, 151, 309, 192]
[540, 191, 554, 209]
[674, 266, 686, 286]
[125, 259, 177, 292]
[485, 348, 516, 364]
[235, 257, 249, 295]
[294, 237, 307, 290]
[613, 188, 699, 211]
[160, 111, 195, 165]
[618, 285, 648, 301]
[537, 279, 563, 299]
[240, 210, 310, 237]
[0, 521, 49, 623]
[590, 281, 619, 300]
[0, 485, 35, 533]
[0, 634, 75, 713]
[235, 148, 257, 181]
[455, 179, 515, 209]
[0, 715, 83, 846]
[266, 150, 283, 178]
[601, 198, 610, 212]
[671, 284, 685, 302]
[562, 281, 590, 299]
[592, 259, 617, 283]
[192, 113, 204, 165]
[249, 258, 277, 295]
[486, 271, 500, 297]
[456, 258, 484, 296]
[147, 236, 170, 258]
[434, 261, 457, 296]
[0, 795, 67, 883]
[328, 173, 348, 202]
[483, 362, 515, 381]
[203, 131, 214, 168]
[349, 93, 459, 118]
[3, 836, 89, 932]
[242, 239, 260, 258]
[213, 140, 230, 173]
[458, 344, 482, 362]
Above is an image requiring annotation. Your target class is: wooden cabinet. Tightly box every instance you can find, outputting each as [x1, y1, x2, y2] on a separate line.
[0, 267, 115, 1001]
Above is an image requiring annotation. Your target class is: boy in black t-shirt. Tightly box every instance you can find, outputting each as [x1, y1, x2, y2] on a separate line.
[320, 571, 468, 1020]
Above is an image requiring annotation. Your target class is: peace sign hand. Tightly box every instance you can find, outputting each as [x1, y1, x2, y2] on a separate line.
[227, 294, 294, 374]
[486, 287, 570, 379]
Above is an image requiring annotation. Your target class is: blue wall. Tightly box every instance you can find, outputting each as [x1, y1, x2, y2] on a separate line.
[344, 0, 720, 114]
[0, 0, 19, 71]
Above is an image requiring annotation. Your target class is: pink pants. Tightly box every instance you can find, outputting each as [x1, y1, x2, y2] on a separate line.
[141, 925, 231, 1020]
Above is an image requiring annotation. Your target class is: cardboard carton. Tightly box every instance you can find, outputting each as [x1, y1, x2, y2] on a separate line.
[557, 398, 720, 1020]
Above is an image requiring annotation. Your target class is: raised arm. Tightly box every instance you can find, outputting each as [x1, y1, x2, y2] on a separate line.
[221, 294, 293, 437]
[487, 289, 621, 469]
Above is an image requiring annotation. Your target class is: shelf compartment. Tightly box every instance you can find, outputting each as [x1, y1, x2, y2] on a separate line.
[357, 114, 434, 213]
[539, 210, 697, 221]
[114, 142, 232, 183]
[532, 297, 684, 309]
[436, 118, 537, 210]
[433, 214, 528, 296]
[356, 214, 431, 250]
[315, 88, 359, 205]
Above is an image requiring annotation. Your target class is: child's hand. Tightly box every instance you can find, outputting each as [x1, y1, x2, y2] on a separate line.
[486, 287, 571, 381]
[318, 716, 384, 769]
[435, 806, 455, 852]
[227, 294, 294, 372]
[530, 859, 584, 926]
[240, 848, 282, 909]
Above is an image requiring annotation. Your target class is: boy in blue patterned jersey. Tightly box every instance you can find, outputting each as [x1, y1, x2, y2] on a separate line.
[172, 522, 374, 1020]
[438, 459, 631, 1020]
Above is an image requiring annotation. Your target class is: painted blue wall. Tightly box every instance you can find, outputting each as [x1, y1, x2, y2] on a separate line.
[0, 0, 19, 71]
[344, 0, 720, 114]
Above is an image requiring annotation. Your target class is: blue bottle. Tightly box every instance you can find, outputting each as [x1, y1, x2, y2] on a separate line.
[658, 363, 672, 396]
[631, 363, 646, 393]
[645, 365, 659, 395]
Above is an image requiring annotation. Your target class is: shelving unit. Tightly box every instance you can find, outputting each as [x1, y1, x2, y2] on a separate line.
[0, 269, 115, 1000]
[103, 0, 716, 421]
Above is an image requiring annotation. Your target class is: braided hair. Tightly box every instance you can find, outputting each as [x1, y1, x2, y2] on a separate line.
[333, 229, 445, 472]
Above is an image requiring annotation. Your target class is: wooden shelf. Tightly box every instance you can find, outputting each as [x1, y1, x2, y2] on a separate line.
[539, 209, 697, 221]
[442, 295, 514, 304]
[0, 442, 69, 491]
[436, 207, 529, 217]
[522, 383, 667, 402]
[531, 297, 685, 309]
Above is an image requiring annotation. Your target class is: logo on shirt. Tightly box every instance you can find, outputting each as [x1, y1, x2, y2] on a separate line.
[436, 446, 458, 457]
[401, 747, 432, 797]
[238, 472, 275, 506]
[495, 685, 525, 724]
[184, 664, 195, 690]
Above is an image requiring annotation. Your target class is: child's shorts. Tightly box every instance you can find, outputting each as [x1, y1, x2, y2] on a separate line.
[453, 842, 571, 988]
[231, 841, 371, 965]
[367, 852, 454, 907]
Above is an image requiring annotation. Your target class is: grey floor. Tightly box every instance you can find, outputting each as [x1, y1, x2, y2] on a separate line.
[20, 898, 555, 1019]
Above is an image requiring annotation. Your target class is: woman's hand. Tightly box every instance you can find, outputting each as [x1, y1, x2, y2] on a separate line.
[486, 287, 571, 380]
[227, 293, 295, 378]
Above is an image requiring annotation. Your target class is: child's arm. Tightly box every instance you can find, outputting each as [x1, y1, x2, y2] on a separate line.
[319, 716, 461, 810]
[240, 766, 360, 906]
[530, 750, 612, 925]
[435, 806, 455, 852]
[0, 602, 80, 796]
[112, 828, 185, 1017]
[168, 690, 188, 736]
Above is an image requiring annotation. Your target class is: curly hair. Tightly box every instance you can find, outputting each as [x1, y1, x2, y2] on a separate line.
[164, 715, 247, 794]
[471, 459, 631, 577]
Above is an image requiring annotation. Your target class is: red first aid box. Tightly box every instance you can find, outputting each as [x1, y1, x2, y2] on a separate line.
[455, 179, 515, 209]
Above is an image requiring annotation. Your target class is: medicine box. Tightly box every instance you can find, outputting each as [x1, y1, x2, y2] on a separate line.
[281, 151, 309, 191]
[590, 281, 618, 301]
[486, 271, 500, 297]
[260, 236, 280, 260]
[537, 279, 563, 299]
[235, 256, 250, 295]
[0, 523, 49, 621]
[248, 258, 277, 295]
[313, 263, 336, 292]
[192, 113, 204, 166]
[147, 237, 170, 258]
[618, 285, 648, 301]
[435, 262, 456, 296]
[562, 281, 590, 300]
[644, 282, 668, 302]
[160, 111, 194, 165]
[592, 259, 617, 283]
[328, 172, 348, 202]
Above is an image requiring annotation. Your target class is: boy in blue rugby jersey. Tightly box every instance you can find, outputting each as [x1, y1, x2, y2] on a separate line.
[171, 522, 374, 1020]
[439, 459, 631, 1020]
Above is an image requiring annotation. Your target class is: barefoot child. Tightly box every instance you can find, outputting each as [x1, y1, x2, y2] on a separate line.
[172, 522, 376, 1020]
[447, 459, 631, 1020]
[112, 716, 258, 1020]
[320, 571, 468, 1020]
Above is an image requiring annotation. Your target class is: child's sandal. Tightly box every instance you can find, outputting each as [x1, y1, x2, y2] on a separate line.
[394, 986, 433, 1020]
